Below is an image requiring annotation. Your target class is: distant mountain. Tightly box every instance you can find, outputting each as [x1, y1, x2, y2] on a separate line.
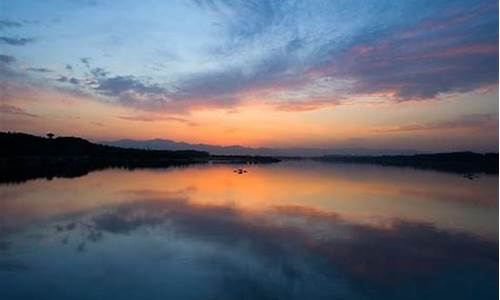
[99, 138, 423, 157]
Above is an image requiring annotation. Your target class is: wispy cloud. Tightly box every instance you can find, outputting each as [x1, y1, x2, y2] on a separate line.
[156, 0, 498, 111]
[2, 0, 496, 116]
[273, 98, 341, 112]
[0, 54, 15, 64]
[319, 2, 498, 100]
[0, 19, 23, 30]
[26, 67, 51, 73]
[374, 114, 497, 133]
[56, 76, 80, 84]
[80, 57, 90, 68]
[0, 104, 38, 118]
[94, 76, 165, 96]
[117, 115, 199, 126]
[0, 36, 34, 45]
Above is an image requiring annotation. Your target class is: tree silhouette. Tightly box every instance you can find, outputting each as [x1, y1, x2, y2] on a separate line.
[46, 133, 55, 139]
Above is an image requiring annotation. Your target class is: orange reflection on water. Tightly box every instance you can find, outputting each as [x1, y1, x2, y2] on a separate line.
[0, 161, 497, 239]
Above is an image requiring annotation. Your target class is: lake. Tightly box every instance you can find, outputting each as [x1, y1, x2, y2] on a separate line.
[0, 160, 498, 299]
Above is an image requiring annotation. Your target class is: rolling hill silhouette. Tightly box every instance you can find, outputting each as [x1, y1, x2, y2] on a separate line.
[1, 132, 497, 184]
[100, 138, 423, 157]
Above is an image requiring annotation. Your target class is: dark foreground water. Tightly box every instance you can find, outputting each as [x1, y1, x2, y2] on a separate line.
[0, 161, 498, 299]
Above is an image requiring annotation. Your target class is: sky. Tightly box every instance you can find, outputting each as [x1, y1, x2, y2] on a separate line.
[0, 0, 498, 151]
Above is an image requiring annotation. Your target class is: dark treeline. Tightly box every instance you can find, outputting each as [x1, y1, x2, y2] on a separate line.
[0, 132, 209, 159]
[0, 132, 281, 184]
[316, 152, 498, 174]
[1, 132, 497, 184]
[0, 132, 211, 184]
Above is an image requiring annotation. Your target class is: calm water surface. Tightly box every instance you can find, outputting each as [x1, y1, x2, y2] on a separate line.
[0, 161, 498, 299]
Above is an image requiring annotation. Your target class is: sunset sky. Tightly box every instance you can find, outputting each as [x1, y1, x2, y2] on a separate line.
[0, 0, 498, 151]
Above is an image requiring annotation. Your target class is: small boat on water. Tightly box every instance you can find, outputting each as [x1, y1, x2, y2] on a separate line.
[233, 168, 248, 174]
[463, 173, 478, 180]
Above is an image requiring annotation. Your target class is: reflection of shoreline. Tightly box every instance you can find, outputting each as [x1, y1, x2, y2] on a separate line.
[0, 156, 281, 184]
[0, 157, 205, 184]
[2, 153, 498, 185]
[315, 152, 498, 175]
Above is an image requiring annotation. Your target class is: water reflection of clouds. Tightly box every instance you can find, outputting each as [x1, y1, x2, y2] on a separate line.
[49, 195, 497, 285]
[0, 191, 497, 299]
[1, 162, 497, 240]
[117, 186, 198, 199]
[0, 163, 498, 299]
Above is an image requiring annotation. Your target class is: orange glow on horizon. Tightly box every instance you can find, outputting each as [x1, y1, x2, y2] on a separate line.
[0, 82, 497, 151]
